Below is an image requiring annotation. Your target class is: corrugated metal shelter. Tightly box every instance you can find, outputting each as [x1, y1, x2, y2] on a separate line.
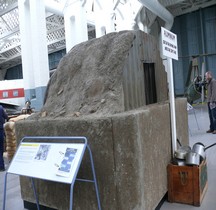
[123, 31, 168, 111]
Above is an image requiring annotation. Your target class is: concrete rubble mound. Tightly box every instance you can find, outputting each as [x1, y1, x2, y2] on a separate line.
[31, 31, 136, 119]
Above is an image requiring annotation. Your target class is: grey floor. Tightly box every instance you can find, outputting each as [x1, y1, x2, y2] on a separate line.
[0, 157, 25, 210]
[161, 104, 216, 210]
[0, 103, 216, 210]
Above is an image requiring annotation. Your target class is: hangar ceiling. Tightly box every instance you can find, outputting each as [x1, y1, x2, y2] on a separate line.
[0, 0, 215, 71]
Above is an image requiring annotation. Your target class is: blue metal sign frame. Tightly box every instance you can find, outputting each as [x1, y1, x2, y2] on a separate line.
[2, 136, 101, 210]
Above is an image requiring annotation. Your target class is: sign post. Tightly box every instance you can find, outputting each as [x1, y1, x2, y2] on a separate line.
[161, 27, 178, 158]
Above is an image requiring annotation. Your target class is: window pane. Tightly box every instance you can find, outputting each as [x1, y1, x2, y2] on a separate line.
[13, 90, 18, 97]
[3, 91, 8, 98]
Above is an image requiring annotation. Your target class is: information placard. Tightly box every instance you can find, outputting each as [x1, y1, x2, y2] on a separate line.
[161, 27, 178, 60]
[7, 137, 86, 184]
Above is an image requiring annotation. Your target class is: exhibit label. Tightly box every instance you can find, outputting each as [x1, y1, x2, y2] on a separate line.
[161, 27, 178, 60]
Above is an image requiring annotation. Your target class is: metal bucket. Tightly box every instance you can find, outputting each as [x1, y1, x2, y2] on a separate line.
[186, 151, 200, 166]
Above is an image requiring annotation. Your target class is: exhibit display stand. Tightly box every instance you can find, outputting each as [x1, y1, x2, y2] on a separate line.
[2, 136, 101, 210]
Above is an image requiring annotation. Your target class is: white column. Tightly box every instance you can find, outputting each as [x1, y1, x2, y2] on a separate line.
[29, 0, 49, 89]
[94, 0, 115, 38]
[115, 0, 143, 31]
[64, 0, 88, 52]
[94, 10, 106, 38]
[114, 2, 134, 31]
[103, 1, 115, 34]
[18, 0, 35, 90]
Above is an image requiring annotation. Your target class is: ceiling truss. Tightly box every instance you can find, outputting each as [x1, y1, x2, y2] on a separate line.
[0, 0, 215, 71]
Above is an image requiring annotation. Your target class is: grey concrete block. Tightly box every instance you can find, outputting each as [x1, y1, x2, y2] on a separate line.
[15, 98, 188, 210]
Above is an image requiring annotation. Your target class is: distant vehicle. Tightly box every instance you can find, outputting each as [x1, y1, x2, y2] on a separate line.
[0, 101, 21, 115]
[0, 79, 25, 111]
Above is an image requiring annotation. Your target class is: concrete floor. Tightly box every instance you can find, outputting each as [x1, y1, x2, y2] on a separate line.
[0, 103, 216, 210]
[161, 103, 216, 210]
[0, 157, 24, 210]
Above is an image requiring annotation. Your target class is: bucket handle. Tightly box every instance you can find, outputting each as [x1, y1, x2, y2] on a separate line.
[205, 143, 216, 151]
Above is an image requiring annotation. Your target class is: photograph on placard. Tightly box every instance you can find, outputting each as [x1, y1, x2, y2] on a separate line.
[34, 144, 51, 161]
[56, 147, 78, 177]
